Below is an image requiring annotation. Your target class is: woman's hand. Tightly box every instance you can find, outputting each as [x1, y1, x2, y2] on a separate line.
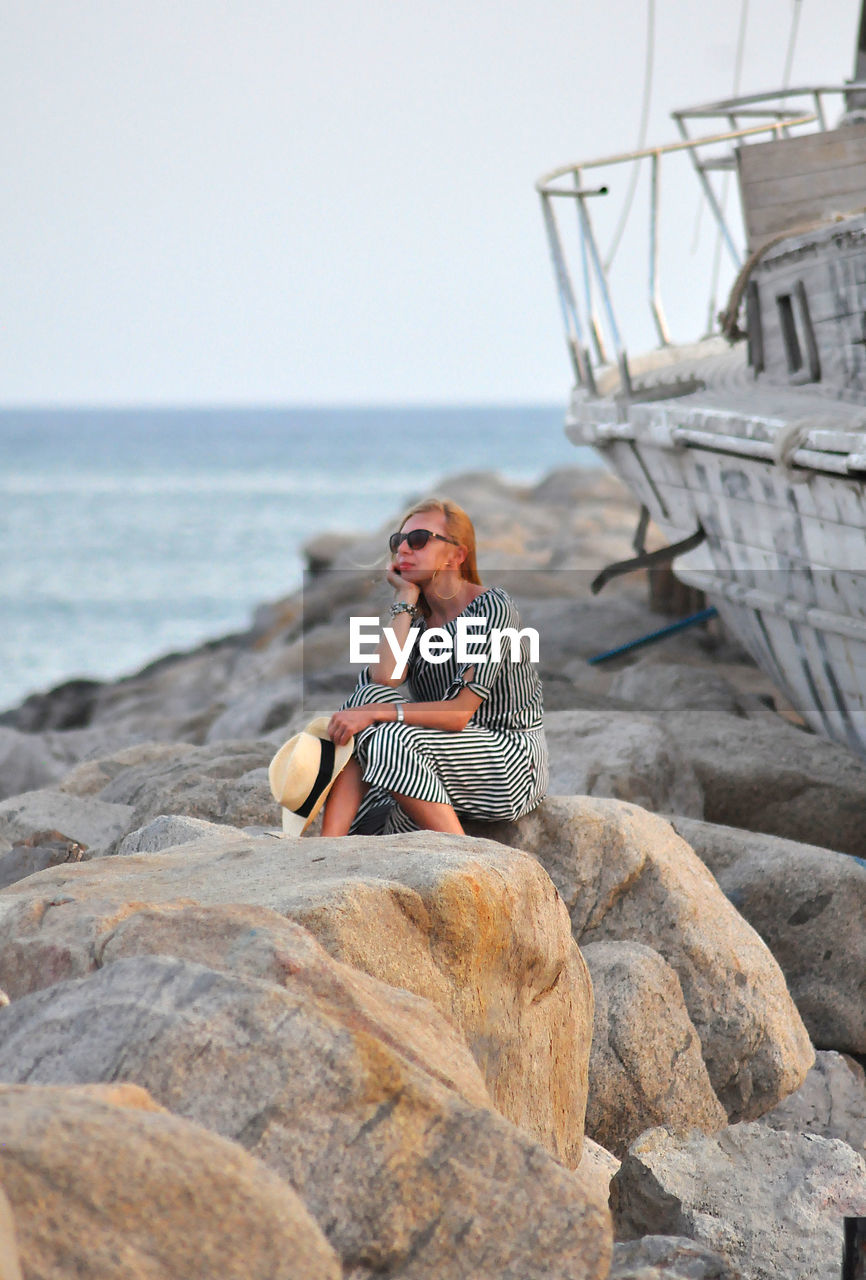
[328, 705, 382, 746]
[385, 558, 420, 600]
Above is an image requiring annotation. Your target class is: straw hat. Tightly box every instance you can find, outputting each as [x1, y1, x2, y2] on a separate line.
[268, 717, 355, 837]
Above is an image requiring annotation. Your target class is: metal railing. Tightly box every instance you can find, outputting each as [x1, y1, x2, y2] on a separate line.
[537, 82, 866, 397]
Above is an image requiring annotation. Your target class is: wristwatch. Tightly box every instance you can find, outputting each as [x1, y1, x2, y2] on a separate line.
[394, 703, 405, 723]
[389, 600, 422, 621]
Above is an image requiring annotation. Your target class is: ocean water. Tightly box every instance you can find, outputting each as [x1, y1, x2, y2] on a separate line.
[0, 406, 596, 713]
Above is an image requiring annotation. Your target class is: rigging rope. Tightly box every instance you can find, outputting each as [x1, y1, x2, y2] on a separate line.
[603, 0, 656, 271]
[782, 0, 803, 88]
[706, 0, 750, 332]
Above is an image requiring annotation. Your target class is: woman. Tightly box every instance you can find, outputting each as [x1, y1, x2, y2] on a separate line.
[320, 496, 548, 836]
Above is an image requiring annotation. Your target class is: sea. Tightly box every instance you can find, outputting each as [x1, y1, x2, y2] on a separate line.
[0, 406, 597, 715]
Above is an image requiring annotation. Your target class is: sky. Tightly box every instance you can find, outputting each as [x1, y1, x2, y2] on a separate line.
[1, 0, 860, 406]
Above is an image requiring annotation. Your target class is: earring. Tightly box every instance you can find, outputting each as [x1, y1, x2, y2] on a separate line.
[432, 567, 461, 601]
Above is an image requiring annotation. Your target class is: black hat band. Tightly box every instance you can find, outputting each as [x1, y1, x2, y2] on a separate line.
[293, 737, 337, 819]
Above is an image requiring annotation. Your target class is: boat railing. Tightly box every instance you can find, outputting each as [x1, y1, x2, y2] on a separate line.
[537, 82, 866, 397]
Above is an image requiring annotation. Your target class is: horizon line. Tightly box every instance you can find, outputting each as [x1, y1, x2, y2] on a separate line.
[0, 398, 566, 413]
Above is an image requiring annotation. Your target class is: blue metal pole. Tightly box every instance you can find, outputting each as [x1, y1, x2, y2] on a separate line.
[587, 606, 718, 665]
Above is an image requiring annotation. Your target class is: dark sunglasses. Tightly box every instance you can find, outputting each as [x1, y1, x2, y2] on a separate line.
[389, 528, 459, 554]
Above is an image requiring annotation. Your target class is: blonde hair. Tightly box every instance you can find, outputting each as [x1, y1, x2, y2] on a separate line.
[397, 496, 482, 615]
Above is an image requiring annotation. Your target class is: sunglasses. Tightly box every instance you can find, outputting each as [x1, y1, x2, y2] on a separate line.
[389, 529, 459, 554]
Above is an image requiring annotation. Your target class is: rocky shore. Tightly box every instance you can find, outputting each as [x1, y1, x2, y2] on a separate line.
[1, 465, 865, 1279]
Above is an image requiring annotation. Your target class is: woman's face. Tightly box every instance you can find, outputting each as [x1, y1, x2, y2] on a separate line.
[391, 511, 464, 585]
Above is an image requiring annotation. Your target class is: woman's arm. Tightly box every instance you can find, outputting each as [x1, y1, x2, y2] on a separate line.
[328, 685, 482, 745]
[367, 602, 418, 686]
[368, 565, 422, 686]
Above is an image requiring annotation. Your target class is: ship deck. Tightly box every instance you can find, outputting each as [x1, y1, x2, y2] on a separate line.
[571, 338, 866, 471]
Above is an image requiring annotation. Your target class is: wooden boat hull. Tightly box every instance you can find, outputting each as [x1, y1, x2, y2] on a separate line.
[570, 369, 866, 755]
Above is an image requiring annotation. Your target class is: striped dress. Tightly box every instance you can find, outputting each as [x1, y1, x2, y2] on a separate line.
[337, 585, 549, 835]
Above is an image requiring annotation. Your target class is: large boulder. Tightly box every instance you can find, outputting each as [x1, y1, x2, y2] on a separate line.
[116, 814, 247, 855]
[57, 742, 198, 797]
[0, 1082, 339, 1279]
[609, 1235, 739, 1280]
[658, 709, 866, 856]
[582, 941, 726, 1157]
[0, 833, 85, 891]
[579, 1137, 621, 1206]
[470, 796, 814, 1120]
[0, 726, 67, 800]
[0, 830, 593, 1168]
[0, 791, 134, 857]
[94, 904, 493, 1110]
[610, 1123, 866, 1280]
[608, 659, 755, 717]
[89, 740, 277, 832]
[0, 955, 612, 1280]
[0, 1187, 21, 1280]
[756, 1051, 866, 1160]
[543, 711, 704, 817]
[0, 724, 152, 803]
[669, 815, 866, 1053]
[203, 678, 302, 742]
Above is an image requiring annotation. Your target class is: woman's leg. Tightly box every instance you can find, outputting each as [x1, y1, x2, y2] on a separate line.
[390, 790, 465, 834]
[321, 679, 407, 836]
[321, 757, 368, 836]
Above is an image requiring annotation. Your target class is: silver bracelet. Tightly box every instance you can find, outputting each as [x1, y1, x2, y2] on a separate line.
[394, 702, 405, 723]
[389, 600, 422, 621]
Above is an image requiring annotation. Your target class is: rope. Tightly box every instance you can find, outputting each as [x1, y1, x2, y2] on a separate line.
[706, 0, 750, 330]
[772, 420, 813, 483]
[782, 0, 803, 89]
[603, 0, 656, 270]
[718, 209, 866, 341]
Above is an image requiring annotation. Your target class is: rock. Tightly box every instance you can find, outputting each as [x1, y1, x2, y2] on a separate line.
[756, 1051, 866, 1159]
[94, 740, 277, 831]
[0, 792, 134, 857]
[203, 679, 302, 743]
[0, 678, 103, 732]
[57, 742, 197, 797]
[0, 1082, 339, 1279]
[301, 530, 358, 575]
[0, 831, 593, 1169]
[117, 814, 246, 855]
[276, 833, 594, 1167]
[0, 727, 67, 800]
[0, 833, 85, 891]
[610, 1123, 866, 1280]
[669, 815, 866, 1053]
[658, 710, 866, 857]
[0, 725, 156, 803]
[527, 593, 711, 673]
[543, 710, 704, 817]
[608, 659, 754, 717]
[98, 905, 496, 1114]
[582, 941, 726, 1157]
[469, 797, 814, 1120]
[0, 1187, 22, 1280]
[0, 956, 612, 1280]
[579, 1136, 621, 1204]
[89, 644, 241, 732]
[535, 676, 635, 714]
[608, 1235, 739, 1280]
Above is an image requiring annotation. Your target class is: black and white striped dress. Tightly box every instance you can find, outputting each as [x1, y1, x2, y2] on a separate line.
[337, 585, 548, 835]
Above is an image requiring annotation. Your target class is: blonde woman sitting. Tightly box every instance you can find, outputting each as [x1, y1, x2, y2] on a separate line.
[321, 496, 548, 836]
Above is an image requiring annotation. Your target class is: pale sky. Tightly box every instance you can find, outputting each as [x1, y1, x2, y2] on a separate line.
[1, 0, 859, 405]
